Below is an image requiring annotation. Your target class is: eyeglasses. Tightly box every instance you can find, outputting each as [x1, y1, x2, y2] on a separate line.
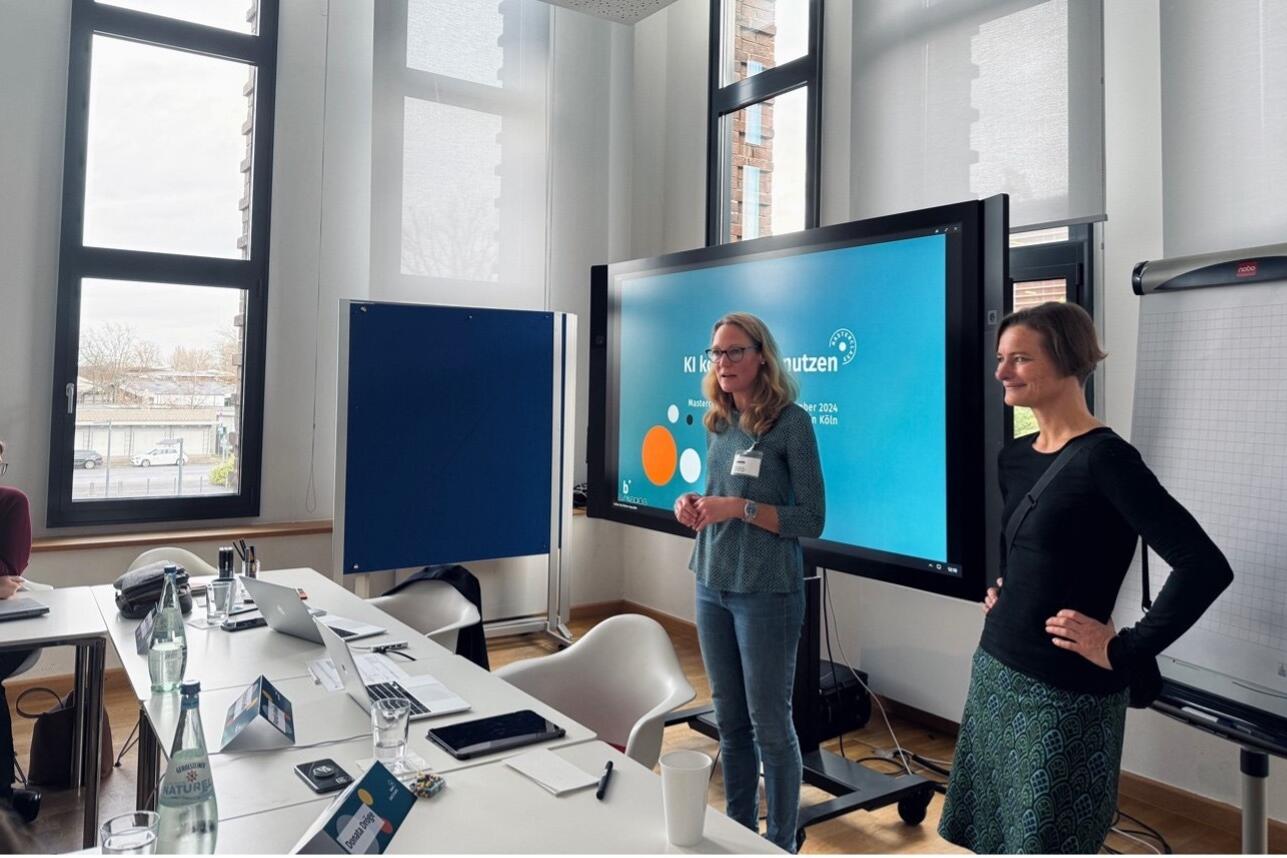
[705, 346, 759, 364]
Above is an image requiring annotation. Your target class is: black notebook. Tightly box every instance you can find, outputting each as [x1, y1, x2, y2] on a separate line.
[426, 709, 565, 760]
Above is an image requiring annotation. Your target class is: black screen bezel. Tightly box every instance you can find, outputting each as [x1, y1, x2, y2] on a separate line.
[588, 199, 1001, 601]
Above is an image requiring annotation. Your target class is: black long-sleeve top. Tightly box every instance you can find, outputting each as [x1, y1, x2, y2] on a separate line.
[980, 427, 1233, 696]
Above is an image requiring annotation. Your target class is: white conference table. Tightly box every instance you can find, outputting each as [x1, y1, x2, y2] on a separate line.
[145, 654, 596, 821]
[212, 740, 782, 854]
[92, 567, 468, 807]
[1, 587, 107, 848]
[89, 567, 781, 854]
[91, 568, 460, 699]
[93, 569, 594, 817]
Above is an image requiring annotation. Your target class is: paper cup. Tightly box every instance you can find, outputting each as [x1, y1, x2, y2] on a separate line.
[660, 750, 713, 846]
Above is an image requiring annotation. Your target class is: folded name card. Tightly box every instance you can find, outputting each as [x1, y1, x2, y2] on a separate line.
[220, 674, 295, 751]
[134, 608, 157, 655]
[294, 761, 416, 854]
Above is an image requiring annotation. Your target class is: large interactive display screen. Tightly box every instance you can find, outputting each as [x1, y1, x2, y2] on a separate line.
[588, 199, 1008, 601]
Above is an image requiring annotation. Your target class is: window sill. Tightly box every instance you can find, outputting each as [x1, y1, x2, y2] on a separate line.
[31, 520, 332, 554]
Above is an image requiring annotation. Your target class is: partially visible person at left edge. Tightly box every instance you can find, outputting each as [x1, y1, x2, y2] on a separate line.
[939, 302, 1232, 854]
[0, 440, 41, 823]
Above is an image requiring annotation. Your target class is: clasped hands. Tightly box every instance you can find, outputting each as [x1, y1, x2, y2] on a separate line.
[673, 493, 741, 532]
[0, 576, 23, 600]
[982, 577, 1116, 670]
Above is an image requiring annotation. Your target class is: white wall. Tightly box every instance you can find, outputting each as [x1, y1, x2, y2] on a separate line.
[0, 0, 71, 535]
[617, 0, 1282, 820]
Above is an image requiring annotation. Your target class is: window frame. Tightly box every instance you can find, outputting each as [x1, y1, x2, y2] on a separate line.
[706, 0, 823, 246]
[1005, 222, 1097, 436]
[47, 0, 279, 527]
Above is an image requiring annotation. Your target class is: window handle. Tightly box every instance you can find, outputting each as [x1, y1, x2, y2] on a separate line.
[65, 382, 75, 415]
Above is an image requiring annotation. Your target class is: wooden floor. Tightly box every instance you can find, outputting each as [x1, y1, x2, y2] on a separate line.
[1, 607, 1256, 854]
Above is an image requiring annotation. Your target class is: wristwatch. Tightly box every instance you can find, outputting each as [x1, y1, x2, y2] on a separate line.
[743, 500, 759, 522]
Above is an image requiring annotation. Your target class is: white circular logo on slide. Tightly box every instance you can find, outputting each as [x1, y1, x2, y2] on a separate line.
[667, 404, 679, 423]
[829, 328, 857, 365]
[679, 448, 702, 483]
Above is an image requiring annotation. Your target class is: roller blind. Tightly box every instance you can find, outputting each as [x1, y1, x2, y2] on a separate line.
[1161, 1, 1287, 257]
[850, 0, 1105, 229]
[371, 0, 550, 308]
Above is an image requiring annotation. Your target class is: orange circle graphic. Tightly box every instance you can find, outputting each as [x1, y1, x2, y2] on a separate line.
[641, 426, 678, 486]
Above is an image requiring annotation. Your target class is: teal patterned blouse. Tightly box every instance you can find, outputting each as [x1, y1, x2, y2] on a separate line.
[688, 403, 825, 593]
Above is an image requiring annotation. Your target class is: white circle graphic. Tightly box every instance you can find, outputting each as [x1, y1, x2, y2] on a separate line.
[667, 404, 679, 424]
[829, 328, 858, 365]
[680, 448, 702, 483]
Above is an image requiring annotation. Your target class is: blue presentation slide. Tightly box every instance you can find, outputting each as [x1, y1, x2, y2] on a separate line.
[615, 233, 949, 564]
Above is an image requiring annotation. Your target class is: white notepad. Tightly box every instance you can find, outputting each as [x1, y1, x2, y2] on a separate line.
[504, 749, 598, 796]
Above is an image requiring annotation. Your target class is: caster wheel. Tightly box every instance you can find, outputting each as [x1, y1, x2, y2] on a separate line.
[898, 789, 931, 826]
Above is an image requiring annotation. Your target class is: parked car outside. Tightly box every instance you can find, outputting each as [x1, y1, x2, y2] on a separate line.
[73, 449, 103, 469]
[131, 446, 188, 467]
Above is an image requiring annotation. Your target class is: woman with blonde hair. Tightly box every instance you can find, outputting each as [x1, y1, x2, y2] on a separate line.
[673, 312, 824, 853]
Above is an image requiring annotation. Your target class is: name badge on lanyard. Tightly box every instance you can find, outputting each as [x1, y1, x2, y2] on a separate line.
[731, 446, 763, 479]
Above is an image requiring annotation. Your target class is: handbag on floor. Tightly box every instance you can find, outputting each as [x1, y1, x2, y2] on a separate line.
[14, 686, 114, 789]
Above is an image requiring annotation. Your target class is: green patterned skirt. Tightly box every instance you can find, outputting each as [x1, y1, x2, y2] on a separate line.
[939, 648, 1128, 854]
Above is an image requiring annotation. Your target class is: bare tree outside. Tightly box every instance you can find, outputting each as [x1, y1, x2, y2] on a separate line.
[79, 321, 160, 403]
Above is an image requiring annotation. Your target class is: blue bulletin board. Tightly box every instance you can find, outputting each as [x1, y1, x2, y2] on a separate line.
[336, 302, 555, 574]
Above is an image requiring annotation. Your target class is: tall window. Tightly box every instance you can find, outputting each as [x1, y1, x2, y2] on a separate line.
[48, 0, 278, 526]
[708, 0, 822, 245]
[371, 0, 549, 309]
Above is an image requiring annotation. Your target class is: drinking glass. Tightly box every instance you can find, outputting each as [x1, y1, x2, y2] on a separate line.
[205, 578, 233, 624]
[371, 697, 411, 772]
[100, 811, 159, 854]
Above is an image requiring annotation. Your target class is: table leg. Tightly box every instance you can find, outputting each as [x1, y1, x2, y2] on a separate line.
[136, 704, 161, 811]
[70, 647, 88, 789]
[74, 639, 106, 848]
[1241, 747, 1268, 854]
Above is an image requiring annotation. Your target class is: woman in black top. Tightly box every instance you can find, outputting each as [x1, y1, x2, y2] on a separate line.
[938, 303, 1232, 854]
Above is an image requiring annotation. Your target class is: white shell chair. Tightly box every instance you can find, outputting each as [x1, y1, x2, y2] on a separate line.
[495, 614, 695, 770]
[127, 546, 218, 577]
[368, 579, 481, 653]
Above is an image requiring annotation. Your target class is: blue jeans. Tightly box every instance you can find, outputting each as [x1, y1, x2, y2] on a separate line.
[695, 581, 805, 853]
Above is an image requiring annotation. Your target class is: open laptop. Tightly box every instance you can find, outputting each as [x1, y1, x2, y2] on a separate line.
[241, 577, 385, 644]
[0, 597, 50, 622]
[315, 620, 468, 722]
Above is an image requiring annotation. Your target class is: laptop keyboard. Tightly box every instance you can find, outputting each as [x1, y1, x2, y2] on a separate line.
[366, 681, 429, 715]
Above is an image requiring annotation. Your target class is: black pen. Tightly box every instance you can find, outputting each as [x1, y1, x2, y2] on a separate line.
[595, 760, 613, 800]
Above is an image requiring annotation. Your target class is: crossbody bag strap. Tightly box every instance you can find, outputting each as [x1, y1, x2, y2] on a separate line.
[1002, 432, 1112, 569]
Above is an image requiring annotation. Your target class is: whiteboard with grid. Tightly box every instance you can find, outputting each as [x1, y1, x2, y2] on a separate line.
[1113, 280, 1287, 693]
